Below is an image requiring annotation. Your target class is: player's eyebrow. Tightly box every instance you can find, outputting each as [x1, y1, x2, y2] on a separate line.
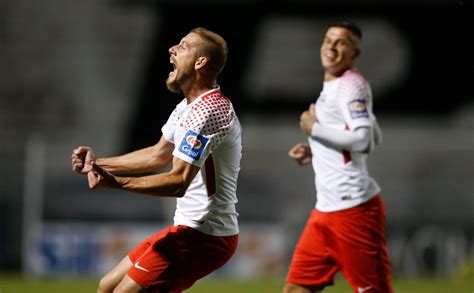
[180, 40, 190, 46]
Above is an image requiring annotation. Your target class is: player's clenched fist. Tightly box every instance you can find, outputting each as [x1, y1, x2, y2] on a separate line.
[71, 146, 97, 174]
[288, 143, 312, 166]
[299, 103, 318, 136]
[87, 161, 118, 189]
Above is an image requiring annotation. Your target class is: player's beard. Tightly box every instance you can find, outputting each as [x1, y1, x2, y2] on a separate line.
[166, 64, 193, 93]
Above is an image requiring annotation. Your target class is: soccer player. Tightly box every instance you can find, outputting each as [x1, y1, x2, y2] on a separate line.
[71, 27, 242, 293]
[284, 21, 394, 293]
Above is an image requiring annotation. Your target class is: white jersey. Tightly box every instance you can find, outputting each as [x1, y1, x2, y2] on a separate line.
[310, 69, 381, 212]
[161, 88, 242, 236]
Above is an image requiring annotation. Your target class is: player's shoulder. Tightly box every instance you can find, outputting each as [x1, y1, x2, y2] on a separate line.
[194, 89, 231, 113]
[340, 69, 368, 84]
[338, 69, 370, 94]
[175, 98, 187, 109]
[203, 89, 230, 103]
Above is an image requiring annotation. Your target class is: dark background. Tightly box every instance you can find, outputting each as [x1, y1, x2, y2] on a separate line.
[0, 0, 472, 274]
[124, 0, 471, 150]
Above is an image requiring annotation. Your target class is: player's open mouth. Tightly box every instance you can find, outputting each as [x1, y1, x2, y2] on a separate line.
[324, 50, 337, 61]
[169, 57, 177, 76]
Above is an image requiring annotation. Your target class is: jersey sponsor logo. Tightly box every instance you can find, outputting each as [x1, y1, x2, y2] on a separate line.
[186, 135, 203, 149]
[134, 261, 150, 272]
[348, 99, 369, 119]
[341, 194, 352, 200]
[178, 130, 209, 160]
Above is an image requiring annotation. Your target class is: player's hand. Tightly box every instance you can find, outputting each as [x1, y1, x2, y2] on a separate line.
[71, 146, 96, 174]
[87, 162, 118, 189]
[300, 103, 318, 136]
[288, 143, 312, 165]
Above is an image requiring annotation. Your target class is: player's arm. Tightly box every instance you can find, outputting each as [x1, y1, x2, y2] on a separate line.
[87, 156, 199, 198]
[299, 103, 370, 152]
[310, 124, 370, 152]
[72, 136, 174, 175]
[372, 114, 383, 146]
[96, 136, 174, 174]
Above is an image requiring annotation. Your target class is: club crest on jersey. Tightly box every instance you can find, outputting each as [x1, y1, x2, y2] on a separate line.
[348, 99, 369, 119]
[179, 130, 209, 160]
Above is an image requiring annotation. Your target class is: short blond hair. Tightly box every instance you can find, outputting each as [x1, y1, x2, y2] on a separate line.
[191, 27, 228, 79]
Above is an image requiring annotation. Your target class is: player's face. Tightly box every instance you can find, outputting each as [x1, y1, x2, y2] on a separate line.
[167, 33, 201, 93]
[320, 27, 360, 78]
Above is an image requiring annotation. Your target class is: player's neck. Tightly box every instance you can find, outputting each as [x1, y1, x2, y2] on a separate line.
[183, 84, 216, 104]
[324, 67, 352, 81]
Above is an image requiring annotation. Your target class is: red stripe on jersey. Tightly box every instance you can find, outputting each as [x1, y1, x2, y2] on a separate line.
[204, 154, 216, 197]
[343, 150, 351, 164]
[201, 88, 221, 101]
[343, 123, 352, 164]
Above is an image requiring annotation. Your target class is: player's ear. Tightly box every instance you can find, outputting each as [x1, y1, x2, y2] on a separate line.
[353, 47, 360, 59]
[195, 57, 208, 70]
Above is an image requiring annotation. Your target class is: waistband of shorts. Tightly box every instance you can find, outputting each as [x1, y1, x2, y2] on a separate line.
[315, 193, 382, 216]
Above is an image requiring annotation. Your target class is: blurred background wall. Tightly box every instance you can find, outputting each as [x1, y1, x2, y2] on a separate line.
[0, 0, 472, 279]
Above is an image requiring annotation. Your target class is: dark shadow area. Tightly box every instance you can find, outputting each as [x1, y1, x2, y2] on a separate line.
[124, 1, 470, 151]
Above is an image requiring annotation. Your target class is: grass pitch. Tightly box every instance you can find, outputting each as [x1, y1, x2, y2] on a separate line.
[0, 273, 472, 292]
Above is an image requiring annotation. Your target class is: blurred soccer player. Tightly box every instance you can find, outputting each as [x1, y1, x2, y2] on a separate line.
[71, 27, 242, 293]
[284, 21, 393, 293]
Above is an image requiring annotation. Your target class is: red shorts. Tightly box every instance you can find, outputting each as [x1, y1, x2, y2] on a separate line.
[286, 195, 393, 293]
[127, 225, 238, 292]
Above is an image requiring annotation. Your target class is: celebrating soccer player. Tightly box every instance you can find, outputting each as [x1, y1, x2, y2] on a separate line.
[71, 27, 242, 293]
[285, 21, 394, 293]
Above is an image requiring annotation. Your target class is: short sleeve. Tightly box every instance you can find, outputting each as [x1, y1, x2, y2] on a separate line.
[162, 101, 186, 143]
[173, 95, 233, 167]
[161, 110, 177, 143]
[336, 74, 372, 130]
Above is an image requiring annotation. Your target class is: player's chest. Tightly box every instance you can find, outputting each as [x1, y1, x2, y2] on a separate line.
[315, 92, 344, 125]
[173, 105, 193, 128]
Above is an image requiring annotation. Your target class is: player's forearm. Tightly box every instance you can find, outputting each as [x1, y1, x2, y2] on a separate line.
[372, 115, 383, 146]
[96, 147, 162, 174]
[113, 173, 187, 198]
[311, 124, 370, 152]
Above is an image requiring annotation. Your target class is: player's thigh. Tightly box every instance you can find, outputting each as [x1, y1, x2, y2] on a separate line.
[334, 199, 392, 292]
[114, 274, 147, 293]
[169, 227, 239, 289]
[283, 282, 323, 293]
[286, 210, 338, 287]
[98, 256, 133, 292]
[186, 242, 236, 280]
[126, 226, 237, 292]
[339, 245, 392, 293]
